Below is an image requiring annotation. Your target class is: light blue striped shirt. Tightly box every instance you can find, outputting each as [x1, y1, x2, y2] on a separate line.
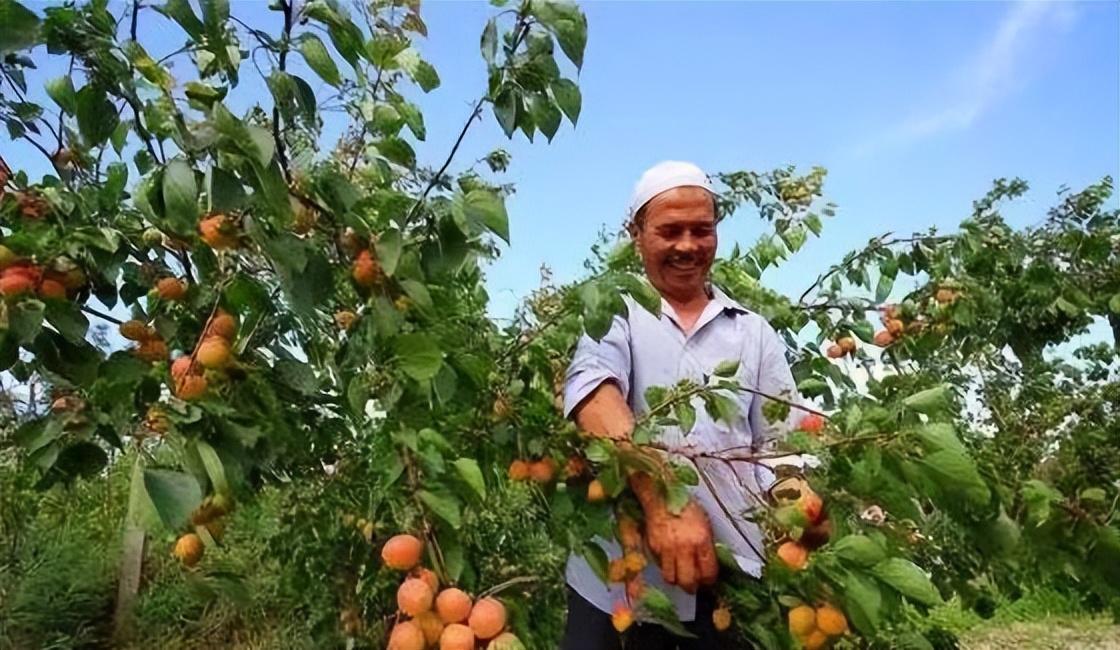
[563, 286, 801, 620]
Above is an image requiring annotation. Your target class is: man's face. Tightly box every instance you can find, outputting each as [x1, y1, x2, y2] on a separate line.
[632, 186, 717, 303]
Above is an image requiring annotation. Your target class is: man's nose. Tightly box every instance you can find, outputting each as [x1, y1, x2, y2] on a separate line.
[674, 233, 700, 253]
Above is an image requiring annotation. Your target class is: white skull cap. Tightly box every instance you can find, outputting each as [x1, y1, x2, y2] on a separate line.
[628, 160, 714, 220]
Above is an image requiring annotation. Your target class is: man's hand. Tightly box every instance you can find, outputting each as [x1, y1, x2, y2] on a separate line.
[630, 474, 718, 594]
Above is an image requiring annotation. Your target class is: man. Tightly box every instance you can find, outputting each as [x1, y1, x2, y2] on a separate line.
[559, 161, 804, 649]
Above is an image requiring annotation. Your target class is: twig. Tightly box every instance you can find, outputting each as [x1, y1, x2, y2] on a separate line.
[272, 0, 293, 181]
[478, 576, 539, 599]
[82, 305, 124, 326]
[130, 0, 140, 41]
[401, 100, 483, 228]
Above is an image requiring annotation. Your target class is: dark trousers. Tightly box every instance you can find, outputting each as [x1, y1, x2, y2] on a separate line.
[559, 586, 754, 650]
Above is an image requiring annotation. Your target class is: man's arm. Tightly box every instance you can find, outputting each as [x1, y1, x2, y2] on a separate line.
[570, 380, 718, 594]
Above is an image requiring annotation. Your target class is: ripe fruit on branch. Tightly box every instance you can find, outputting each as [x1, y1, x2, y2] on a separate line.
[387, 620, 426, 650]
[351, 249, 383, 288]
[414, 567, 439, 594]
[487, 631, 526, 650]
[565, 455, 589, 479]
[623, 551, 647, 573]
[440, 623, 475, 650]
[608, 558, 626, 583]
[802, 630, 830, 650]
[712, 605, 732, 631]
[798, 413, 824, 434]
[136, 338, 169, 362]
[197, 336, 232, 369]
[507, 460, 529, 481]
[382, 534, 424, 570]
[468, 597, 507, 640]
[0, 273, 35, 298]
[611, 602, 633, 633]
[397, 577, 435, 616]
[798, 491, 825, 525]
[120, 320, 155, 341]
[777, 541, 809, 570]
[156, 277, 187, 301]
[816, 604, 848, 636]
[435, 588, 473, 624]
[173, 533, 204, 566]
[333, 310, 358, 331]
[199, 214, 239, 249]
[587, 479, 606, 502]
[617, 516, 642, 550]
[415, 611, 444, 645]
[37, 279, 67, 300]
[873, 330, 895, 347]
[171, 356, 198, 382]
[788, 605, 816, 637]
[205, 310, 238, 341]
[886, 318, 905, 337]
[935, 288, 958, 304]
[528, 458, 556, 483]
[825, 344, 845, 359]
[837, 337, 857, 354]
[175, 374, 208, 400]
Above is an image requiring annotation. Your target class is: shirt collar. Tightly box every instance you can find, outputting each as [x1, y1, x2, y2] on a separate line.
[709, 283, 750, 314]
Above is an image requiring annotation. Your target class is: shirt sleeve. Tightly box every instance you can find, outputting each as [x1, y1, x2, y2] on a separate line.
[748, 321, 802, 491]
[563, 314, 633, 419]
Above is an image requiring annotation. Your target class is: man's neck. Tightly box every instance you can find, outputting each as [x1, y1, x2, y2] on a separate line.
[662, 286, 712, 333]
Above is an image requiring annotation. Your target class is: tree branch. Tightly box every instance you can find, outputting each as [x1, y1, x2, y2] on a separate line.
[82, 305, 124, 326]
[402, 100, 483, 228]
[272, 0, 293, 181]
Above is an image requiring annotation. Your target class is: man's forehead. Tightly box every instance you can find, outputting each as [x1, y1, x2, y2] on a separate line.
[642, 188, 717, 225]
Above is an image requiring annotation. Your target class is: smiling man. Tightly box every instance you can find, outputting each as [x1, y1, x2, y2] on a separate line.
[560, 161, 804, 649]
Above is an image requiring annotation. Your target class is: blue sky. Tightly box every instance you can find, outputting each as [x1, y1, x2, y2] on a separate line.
[6, 0, 1119, 331]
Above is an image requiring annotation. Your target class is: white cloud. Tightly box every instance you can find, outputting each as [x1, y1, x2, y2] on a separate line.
[854, 1, 1076, 156]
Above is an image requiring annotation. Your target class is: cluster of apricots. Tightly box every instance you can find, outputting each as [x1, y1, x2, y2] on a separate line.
[381, 534, 525, 650]
[776, 487, 830, 573]
[824, 335, 857, 359]
[0, 245, 85, 301]
[787, 603, 848, 650]
[172, 492, 235, 568]
[199, 213, 241, 250]
[128, 308, 238, 401]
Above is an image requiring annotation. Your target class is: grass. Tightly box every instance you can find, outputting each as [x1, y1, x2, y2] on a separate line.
[961, 616, 1120, 650]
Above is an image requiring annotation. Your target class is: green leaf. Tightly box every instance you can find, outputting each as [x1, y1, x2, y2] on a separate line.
[796, 378, 828, 398]
[275, 358, 319, 395]
[1021, 479, 1062, 524]
[532, 0, 587, 70]
[480, 18, 498, 64]
[675, 401, 696, 433]
[713, 359, 740, 378]
[195, 440, 229, 494]
[638, 588, 696, 638]
[44, 301, 89, 344]
[832, 535, 885, 567]
[585, 439, 613, 464]
[375, 228, 402, 276]
[550, 78, 581, 125]
[75, 86, 118, 147]
[903, 385, 952, 416]
[438, 529, 466, 582]
[400, 280, 432, 310]
[875, 273, 895, 303]
[805, 213, 823, 236]
[143, 469, 203, 532]
[394, 334, 443, 381]
[493, 89, 517, 138]
[377, 136, 416, 169]
[45, 76, 77, 115]
[582, 541, 610, 584]
[665, 482, 690, 515]
[158, 0, 205, 40]
[299, 34, 341, 87]
[1110, 294, 1120, 314]
[394, 99, 425, 140]
[842, 571, 882, 634]
[8, 301, 44, 344]
[162, 158, 199, 233]
[455, 189, 509, 243]
[913, 423, 965, 455]
[530, 93, 562, 142]
[0, 0, 40, 54]
[396, 48, 440, 92]
[418, 490, 461, 529]
[452, 458, 486, 501]
[871, 558, 943, 606]
[919, 449, 989, 507]
[207, 166, 246, 214]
